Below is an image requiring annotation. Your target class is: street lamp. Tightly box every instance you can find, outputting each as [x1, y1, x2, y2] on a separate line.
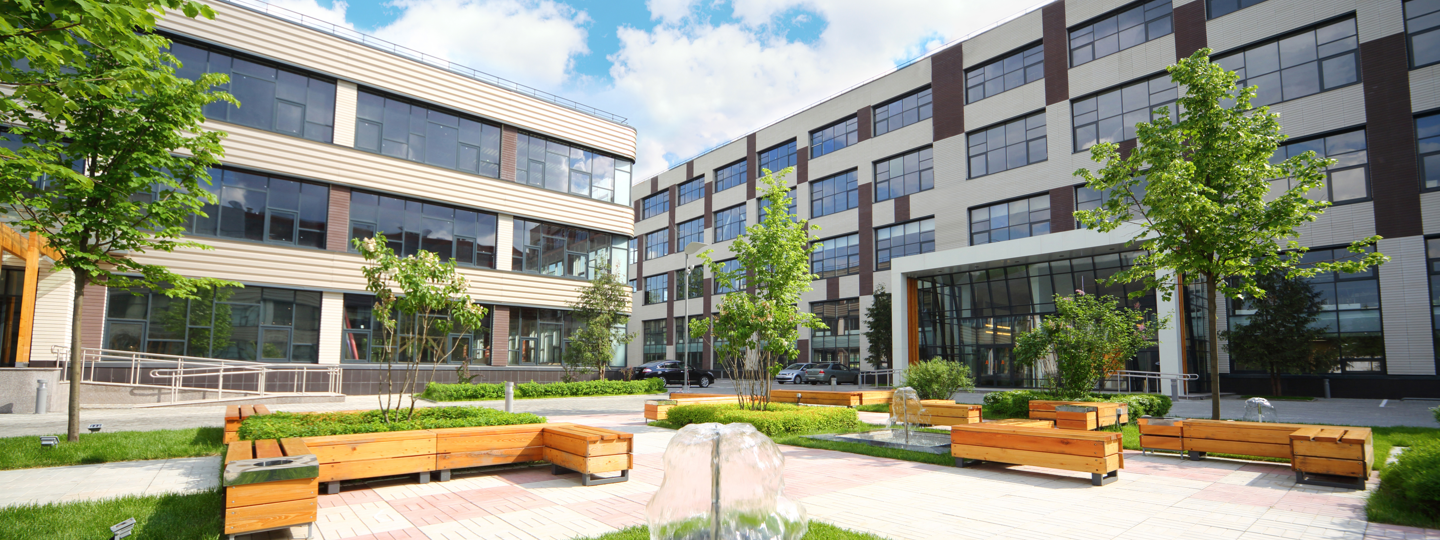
[682, 241, 707, 389]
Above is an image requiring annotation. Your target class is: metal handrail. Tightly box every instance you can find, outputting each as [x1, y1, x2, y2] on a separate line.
[54, 346, 344, 403]
[1105, 370, 1199, 397]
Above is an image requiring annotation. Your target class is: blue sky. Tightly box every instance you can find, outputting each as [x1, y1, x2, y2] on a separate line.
[266, 0, 1032, 177]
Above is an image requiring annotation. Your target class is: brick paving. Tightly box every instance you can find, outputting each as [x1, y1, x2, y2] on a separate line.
[235, 412, 1438, 540]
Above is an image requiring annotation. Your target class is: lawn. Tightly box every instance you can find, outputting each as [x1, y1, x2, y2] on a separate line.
[576, 521, 889, 540]
[0, 489, 224, 540]
[0, 428, 225, 471]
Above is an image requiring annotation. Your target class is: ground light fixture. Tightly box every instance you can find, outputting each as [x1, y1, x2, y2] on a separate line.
[39, 436, 57, 448]
[88, 423, 103, 433]
[110, 517, 135, 539]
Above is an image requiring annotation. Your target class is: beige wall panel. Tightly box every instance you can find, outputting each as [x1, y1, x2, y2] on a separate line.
[810, 210, 861, 240]
[160, 3, 636, 158]
[495, 215, 514, 272]
[964, 9, 1044, 68]
[758, 59, 932, 158]
[1422, 191, 1440, 235]
[965, 81, 1046, 133]
[1293, 202, 1376, 249]
[212, 123, 633, 235]
[710, 184, 748, 218]
[1411, 64, 1440, 113]
[333, 81, 357, 148]
[30, 261, 75, 361]
[691, 141, 747, 186]
[1207, 0, 1394, 55]
[1067, 0, 1146, 26]
[635, 210, 671, 239]
[1377, 237, 1436, 375]
[675, 200, 705, 228]
[1068, 35, 1176, 98]
[1271, 85, 1367, 140]
[925, 136, 974, 253]
[317, 291, 343, 364]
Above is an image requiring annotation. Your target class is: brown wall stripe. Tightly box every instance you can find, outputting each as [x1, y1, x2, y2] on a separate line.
[650, 176, 658, 195]
[668, 184, 679, 254]
[633, 200, 642, 223]
[666, 271, 676, 346]
[893, 195, 911, 223]
[859, 187, 875, 295]
[746, 134, 758, 200]
[1117, 139, 1138, 160]
[930, 44, 966, 142]
[1049, 186, 1075, 233]
[500, 126, 518, 182]
[796, 149, 809, 184]
[704, 170, 714, 228]
[1041, 2, 1070, 105]
[1172, 1, 1208, 61]
[489, 305, 509, 366]
[1361, 34, 1422, 238]
[826, 277, 839, 300]
[325, 185, 351, 252]
[857, 106, 873, 142]
[797, 339, 810, 364]
[686, 161, 694, 179]
[81, 283, 106, 350]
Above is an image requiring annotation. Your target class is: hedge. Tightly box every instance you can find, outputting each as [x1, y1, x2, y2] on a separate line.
[237, 407, 545, 439]
[421, 377, 666, 401]
[1369, 440, 1440, 528]
[664, 403, 863, 436]
[982, 390, 1173, 421]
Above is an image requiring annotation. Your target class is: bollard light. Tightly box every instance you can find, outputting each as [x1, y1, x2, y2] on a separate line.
[88, 423, 103, 433]
[110, 517, 135, 539]
[39, 436, 58, 448]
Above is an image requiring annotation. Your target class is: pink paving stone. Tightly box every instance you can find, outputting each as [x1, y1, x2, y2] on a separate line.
[333, 527, 427, 540]
[1239, 463, 1292, 475]
[318, 493, 348, 508]
[1190, 483, 1288, 507]
[453, 485, 531, 504]
[500, 468, 577, 485]
[422, 493, 491, 521]
[469, 492, 556, 515]
[386, 496, 454, 527]
[1123, 459, 1233, 482]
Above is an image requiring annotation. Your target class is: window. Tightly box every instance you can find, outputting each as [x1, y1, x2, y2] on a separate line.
[104, 285, 321, 362]
[1215, 19, 1359, 108]
[186, 168, 328, 249]
[339, 293, 491, 364]
[759, 193, 797, 222]
[1072, 73, 1177, 152]
[971, 195, 1050, 246]
[1230, 246, 1383, 373]
[812, 299, 861, 369]
[1070, 0, 1173, 67]
[968, 113, 1047, 178]
[1269, 129, 1368, 204]
[1428, 238, 1440, 362]
[677, 218, 704, 249]
[642, 191, 670, 220]
[168, 38, 336, 143]
[874, 88, 933, 136]
[876, 218, 934, 271]
[875, 147, 934, 202]
[714, 259, 746, 294]
[675, 316, 702, 368]
[644, 229, 669, 260]
[628, 237, 639, 265]
[758, 141, 797, 176]
[349, 191, 498, 268]
[508, 307, 581, 366]
[967, 44, 1044, 103]
[715, 160, 747, 193]
[811, 170, 858, 218]
[644, 274, 669, 305]
[812, 234, 860, 279]
[1076, 178, 1148, 228]
[678, 177, 705, 206]
[678, 267, 704, 299]
[354, 90, 501, 178]
[714, 205, 746, 242]
[1422, 114, 1440, 191]
[1209, 0, 1269, 19]
[515, 132, 633, 204]
[1407, 0, 1440, 68]
[512, 218, 628, 278]
[811, 117, 858, 159]
[643, 320, 668, 363]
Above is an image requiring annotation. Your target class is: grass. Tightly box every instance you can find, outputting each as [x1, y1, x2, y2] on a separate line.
[0, 428, 224, 471]
[1241, 395, 1316, 401]
[575, 521, 890, 540]
[0, 489, 224, 540]
[854, 404, 889, 413]
[1367, 487, 1440, 530]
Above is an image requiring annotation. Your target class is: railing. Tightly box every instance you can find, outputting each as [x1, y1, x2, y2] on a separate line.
[216, 0, 627, 125]
[54, 346, 343, 404]
[1104, 370, 1200, 397]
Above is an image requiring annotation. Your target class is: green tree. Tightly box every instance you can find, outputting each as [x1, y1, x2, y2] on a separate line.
[563, 270, 634, 382]
[1073, 48, 1387, 418]
[1, 2, 235, 442]
[1222, 272, 1337, 396]
[355, 233, 488, 423]
[901, 358, 974, 401]
[690, 168, 825, 410]
[863, 286, 892, 370]
[1013, 292, 1165, 399]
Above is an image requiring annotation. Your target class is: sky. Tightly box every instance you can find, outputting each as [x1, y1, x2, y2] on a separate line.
[259, 0, 1038, 180]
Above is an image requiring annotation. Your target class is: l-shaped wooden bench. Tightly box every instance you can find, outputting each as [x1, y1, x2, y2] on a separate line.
[951, 423, 1124, 486]
[1138, 417, 1374, 489]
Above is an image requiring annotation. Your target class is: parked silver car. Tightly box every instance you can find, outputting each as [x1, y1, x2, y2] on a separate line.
[774, 363, 815, 385]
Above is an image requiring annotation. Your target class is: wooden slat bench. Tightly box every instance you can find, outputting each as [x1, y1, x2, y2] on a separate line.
[434, 424, 548, 478]
[222, 438, 318, 539]
[1181, 419, 1304, 461]
[1137, 417, 1184, 453]
[769, 389, 894, 407]
[645, 395, 736, 421]
[989, 418, 1055, 429]
[1029, 401, 1127, 427]
[896, 400, 980, 426]
[541, 425, 634, 486]
[951, 424, 1124, 486]
[306, 430, 438, 495]
[1289, 427, 1374, 489]
[223, 404, 271, 443]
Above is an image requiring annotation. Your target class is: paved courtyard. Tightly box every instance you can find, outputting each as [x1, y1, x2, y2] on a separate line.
[228, 412, 1437, 540]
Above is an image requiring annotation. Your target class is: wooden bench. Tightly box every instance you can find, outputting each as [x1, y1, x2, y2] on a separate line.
[306, 430, 438, 495]
[222, 438, 318, 539]
[895, 400, 981, 426]
[1181, 419, 1304, 460]
[541, 425, 634, 486]
[1029, 401, 1127, 428]
[989, 418, 1055, 429]
[1289, 427, 1373, 489]
[223, 404, 271, 443]
[770, 389, 893, 407]
[1137, 417, 1184, 453]
[645, 395, 736, 421]
[951, 424, 1124, 486]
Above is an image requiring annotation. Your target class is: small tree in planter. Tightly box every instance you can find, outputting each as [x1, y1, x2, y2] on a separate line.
[355, 233, 487, 423]
[901, 358, 975, 400]
[690, 168, 825, 410]
[1222, 271, 1338, 396]
[562, 269, 634, 382]
[1013, 292, 1166, 400]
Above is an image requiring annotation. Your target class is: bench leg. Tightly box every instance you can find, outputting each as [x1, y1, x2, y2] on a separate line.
[325, 481, 340, 495]
[438, 469, 452, 482]
[417, 471, 431, 484]
[1091, 470, 1119, 486]
[1186, 451, 1207, 461]
[581, 469, 629, 487]
[1294, 470, 1365, 490]
[954, 457, 981, 468]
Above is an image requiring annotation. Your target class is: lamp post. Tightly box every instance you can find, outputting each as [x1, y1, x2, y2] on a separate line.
[682, 241, 708, 389]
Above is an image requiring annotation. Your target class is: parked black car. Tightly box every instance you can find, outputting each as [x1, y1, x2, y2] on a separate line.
[804, 363, 860, 385]
[631, 360, 717, 388]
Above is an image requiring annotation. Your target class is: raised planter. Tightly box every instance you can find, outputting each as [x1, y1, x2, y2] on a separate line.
[1289, 427, 1373, 489]
[1029, 400, 1127, 427]
[1138, 417, 1184, 452]
[952, 423, 1124, 486]
[306, 430, 438, 494]
[224, 404, 271, 443]
[222, 438, 318, 538]
[898, 400, 980, 426]
[645, 395, 736, 421]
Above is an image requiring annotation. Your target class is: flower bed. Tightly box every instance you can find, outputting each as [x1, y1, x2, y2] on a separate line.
[236, 407, 545, 439]
[420, 378, 665, 401]
[664, 403, 863, 436]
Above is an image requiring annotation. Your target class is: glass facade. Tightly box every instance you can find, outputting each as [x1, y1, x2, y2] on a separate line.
[189, 168, 328, 249]
[759, 193, 797, 222]
[349, 191, 498, 268]
[715, 160, 747, 193]
[876, 219, 934, 271]
[875, 147, 934, 201]
[714, 259, 746, 294]
[643, 320, 667, 363]
[512, 218, 628, 279]
[1419, 113, 1440, 191]
[758, 141, 797, 176]
[874, 88, 933, 137]
[1214, 19, 1359, 107]
[168, 38, 336, 143]
[811, 170, 858, 218]
[714, 205, 746, 242]
[1268, 129, 1369, 204]
[967, 44, 1044, 103]
[1407, 0, 1440, 68]
[516, 132, 633, 204]
[105, 286, 322, 362]
[644, 274, 669, 305]
[812, 299, 861, 368]
[339, 294, 491, 364]
[1072, 73, 1177, 152]
[1209, 0, 1270, 19]
[968, 113, 1046, 178]
[678, 178, 705, 206]
[675, 317, 703, 368]
[642, 191, 669, 220]
[1069, 0, 1173, 67]
[812, 234, 860, 279]
[970, 194, 1051, 245]
[917, 251, 1158, 387]
[677, 218, 704, 249]
[507, 307, 581, 366]
[678, 267, 704, 300]
[811, 117, 858, 159]
[355, 90, 501, 178]
[644, 229, 669, 260]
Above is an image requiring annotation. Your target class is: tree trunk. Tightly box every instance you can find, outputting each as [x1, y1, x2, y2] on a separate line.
[1205, 273, 1221, 420]
[1270, 370, 1282, 397]
[67, 271, 89, 442]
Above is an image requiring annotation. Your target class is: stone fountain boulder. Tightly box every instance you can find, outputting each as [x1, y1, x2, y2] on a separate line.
[646, 422, 806, 540]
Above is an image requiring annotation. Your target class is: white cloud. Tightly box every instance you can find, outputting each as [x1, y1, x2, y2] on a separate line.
[262, 0, 354, 28]
[646, 0, 697, 25]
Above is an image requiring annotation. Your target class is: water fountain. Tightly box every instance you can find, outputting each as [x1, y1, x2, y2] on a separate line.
[646, 423, 807, 540]
[1243, 397, 1277, 422]
[806, 387, 952, 454]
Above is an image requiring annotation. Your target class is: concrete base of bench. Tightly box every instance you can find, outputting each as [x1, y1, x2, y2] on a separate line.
[955, 457, 1119, 486]
[1294, 469, 1365, 490]
[552, 464, 630, 486]
[228, 523, 311, 540]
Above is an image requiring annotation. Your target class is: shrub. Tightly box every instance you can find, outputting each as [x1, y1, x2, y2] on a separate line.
[238, 407, 545, 439]
[1433, 406, 1439, 425]
[980, 390, 1172, 422]
[664, 403, 863, 436]
[981, 390, 1051, 419]
[1371, 441, 1440, 526]
[421, 377, 665, 401]
[901, 358, 975, 400]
